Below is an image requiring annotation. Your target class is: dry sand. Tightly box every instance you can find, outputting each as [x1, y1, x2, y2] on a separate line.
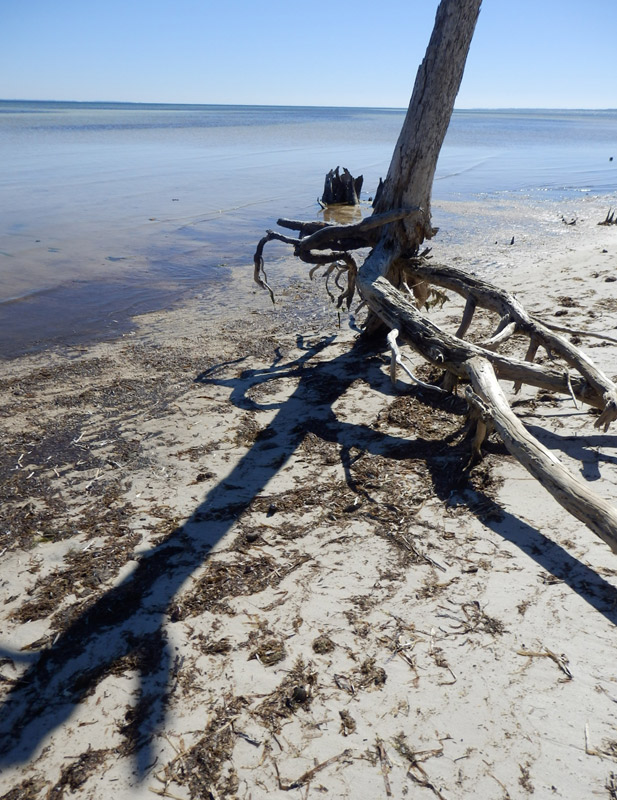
[2, 200, 617, 799]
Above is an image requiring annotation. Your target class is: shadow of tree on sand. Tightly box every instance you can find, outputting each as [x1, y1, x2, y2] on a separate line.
[0, 334, 387, 775]
[2, 332, 617, 778]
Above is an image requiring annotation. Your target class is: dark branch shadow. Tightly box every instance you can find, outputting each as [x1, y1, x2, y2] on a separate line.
[526, 423, 617, 482]
[453, 487, 617, 620]
[0, 335, 389, 772]
[1, 333, 616, 776]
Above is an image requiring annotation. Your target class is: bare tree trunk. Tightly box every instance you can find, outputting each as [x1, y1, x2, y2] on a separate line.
[362, 0, 481, 332]
[372, 0, 482, 251]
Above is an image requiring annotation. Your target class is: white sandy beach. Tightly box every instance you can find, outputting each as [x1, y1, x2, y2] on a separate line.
[2, 198, 617, 799]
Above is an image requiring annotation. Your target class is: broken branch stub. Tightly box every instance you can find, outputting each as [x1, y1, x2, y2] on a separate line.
[252, 0, 617, 553]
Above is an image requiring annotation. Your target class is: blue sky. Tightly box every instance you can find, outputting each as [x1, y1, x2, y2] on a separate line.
[1, 0, 616, 108]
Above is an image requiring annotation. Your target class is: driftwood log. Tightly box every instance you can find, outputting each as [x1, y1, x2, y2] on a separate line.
[253, 0, 617, 553]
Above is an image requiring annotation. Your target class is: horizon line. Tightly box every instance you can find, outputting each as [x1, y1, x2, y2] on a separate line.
[2, 98, 616, 113]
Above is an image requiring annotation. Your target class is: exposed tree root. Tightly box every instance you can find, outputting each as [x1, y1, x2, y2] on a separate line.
[465, 357, 617, 553]
[253, 208, 417, 305]
[357, 243, 617, 550]
[254, 213, 617, 551]
[251, 0, 617, 553]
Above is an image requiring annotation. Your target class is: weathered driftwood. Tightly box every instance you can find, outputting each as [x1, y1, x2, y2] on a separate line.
[320, 166, 363, 207]
[252, 0, 617, 552]
[466, 358, 617, 553]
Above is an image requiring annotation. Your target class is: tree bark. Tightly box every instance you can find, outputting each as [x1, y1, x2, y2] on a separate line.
[372, 0, 482, 250]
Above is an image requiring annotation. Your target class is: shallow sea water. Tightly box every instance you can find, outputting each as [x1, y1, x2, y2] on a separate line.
[1, 102, 616, 356]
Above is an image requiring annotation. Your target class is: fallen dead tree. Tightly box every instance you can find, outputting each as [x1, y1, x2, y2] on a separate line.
[253, 0, 617, 553]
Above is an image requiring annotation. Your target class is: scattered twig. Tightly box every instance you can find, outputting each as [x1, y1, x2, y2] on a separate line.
[539, 572, 564, 586]
[397, 648, 418, 672]
[597, 685, 617, 704]
[334, 674, 355, 694]
[565, 370, 579, 410]
[393, 732, 447, 798]
[487, 770, 512, 799]
[407, 764, 446, 800]
[432, 647, 457, 685]
[437, 601, 505, 637]
[400, 535, 447, 571]
[148, 788, 186, 800]
[84, 469, 101, 490]
[274, 749, 352, 790]
[585, 722, 603, 757]
[232, 721, 261, 748]
[377, 739, 393, 797]
[537, 318, 617, 346]
[407, 757, 448, 799]
[517, 646, 573, 680]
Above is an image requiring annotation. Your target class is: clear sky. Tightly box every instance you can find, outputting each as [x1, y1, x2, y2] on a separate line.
[1, 0, 616, 109]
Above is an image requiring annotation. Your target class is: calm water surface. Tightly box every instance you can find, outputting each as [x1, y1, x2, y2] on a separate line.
[1, 102, 616, 356]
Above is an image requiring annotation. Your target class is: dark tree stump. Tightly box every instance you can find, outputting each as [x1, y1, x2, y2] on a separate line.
[321, 167, 363, 207]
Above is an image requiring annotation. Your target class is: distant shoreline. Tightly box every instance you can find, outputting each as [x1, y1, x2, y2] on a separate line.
[2, 98, 616, 113]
